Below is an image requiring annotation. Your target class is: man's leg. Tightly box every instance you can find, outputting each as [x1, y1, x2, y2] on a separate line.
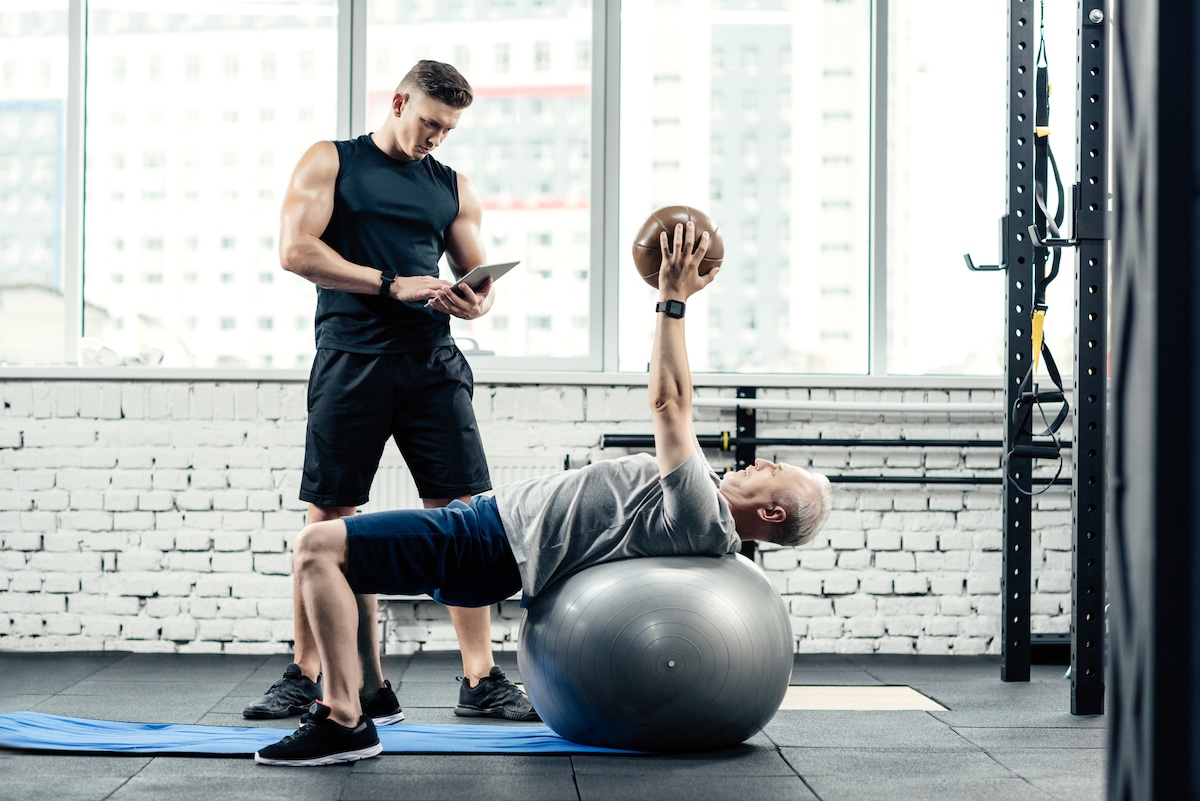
[422, 494, 501, 681]
[448, 604, 498, 684]
[424, 496, 499, 681]
[313, 506, 401, 724]
[302, 504, 385, 696]
[450, 595, 537, 720]
[299, 504, 358, 678]
[356, 593, 384, 691]
[243, 503, 355, 720]
[292, 520, 363, 727]
[255, 520, 380, 767]
[424, 495, 538, 722]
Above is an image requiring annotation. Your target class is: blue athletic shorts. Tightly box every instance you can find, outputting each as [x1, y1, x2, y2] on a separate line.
[342, 494, 522, 607]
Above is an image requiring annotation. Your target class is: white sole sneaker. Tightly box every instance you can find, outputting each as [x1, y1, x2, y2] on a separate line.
[254, 741, 382, 767]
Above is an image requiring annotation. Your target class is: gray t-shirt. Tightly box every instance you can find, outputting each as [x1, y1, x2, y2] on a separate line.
[492, 450, 740, 601]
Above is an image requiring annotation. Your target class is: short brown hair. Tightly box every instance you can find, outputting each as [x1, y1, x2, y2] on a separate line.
[397, 60, 473, 109]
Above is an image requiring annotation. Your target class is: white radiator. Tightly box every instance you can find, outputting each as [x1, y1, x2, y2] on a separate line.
[358, 452, 565, 513]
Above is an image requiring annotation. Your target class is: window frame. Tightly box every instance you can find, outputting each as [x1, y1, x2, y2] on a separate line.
[3, 0, 1011, 386]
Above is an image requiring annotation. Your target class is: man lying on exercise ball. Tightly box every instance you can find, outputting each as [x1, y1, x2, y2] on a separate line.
[255, 219, 834, 766]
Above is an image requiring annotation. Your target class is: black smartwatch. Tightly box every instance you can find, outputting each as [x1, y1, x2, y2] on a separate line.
[378, 271, 396, 297]
[656, 299, 686, 319]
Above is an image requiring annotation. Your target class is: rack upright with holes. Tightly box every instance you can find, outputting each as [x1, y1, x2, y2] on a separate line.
[980, 0, 1107, 714]
[1069, 0, 1107, 718]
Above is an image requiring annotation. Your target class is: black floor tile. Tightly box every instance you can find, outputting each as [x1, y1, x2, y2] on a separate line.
[354, 752, 575, 775]
[0, 650, 1108, 801]
[764, 710, 980, 750]
[1026, 774, 1107, 801]
[0, 652, 125, 695]
[108, 772, 352, 801]
[342, 771, 579, 801]
[0, 774, 139, 801]
[782, 746, 1014, 779]
[0, 694, 56, 712]
[576, 773, 818, 801]
[572, 742, 792, 776]
[789, 653, 881, 686]
[802, 775, 1057, 801]
[950, 725, 1109, 750]
[29, 696, 221, 724]
[394, 680, 467, 708]
[985, 745, 1106, 776]
[89, 653, 264, 682]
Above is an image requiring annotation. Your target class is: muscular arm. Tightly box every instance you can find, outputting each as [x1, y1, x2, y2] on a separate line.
[425, 173, 495, 319]
[278, 141, 449, 303]
[649, 222, 719, 478]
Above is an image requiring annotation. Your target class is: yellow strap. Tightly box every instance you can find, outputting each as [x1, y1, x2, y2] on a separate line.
[1035, 126, 1051, 138]
[1032, 309, 1046, 373]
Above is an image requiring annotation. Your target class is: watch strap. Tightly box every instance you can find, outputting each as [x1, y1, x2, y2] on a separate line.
[378, 271, 397, 296]
[656, 300, 686, 318]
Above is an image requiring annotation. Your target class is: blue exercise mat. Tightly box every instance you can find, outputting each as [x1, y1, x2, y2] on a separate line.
[0, 712, 643, 756]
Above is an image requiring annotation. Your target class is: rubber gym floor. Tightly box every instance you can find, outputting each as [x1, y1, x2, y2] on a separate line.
[0, 650, 1105, 801]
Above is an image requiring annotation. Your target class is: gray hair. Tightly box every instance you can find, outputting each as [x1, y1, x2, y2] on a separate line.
[769, 472, 833, 547]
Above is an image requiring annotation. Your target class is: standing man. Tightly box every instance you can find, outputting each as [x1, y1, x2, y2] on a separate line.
[243, 60, 537, 725]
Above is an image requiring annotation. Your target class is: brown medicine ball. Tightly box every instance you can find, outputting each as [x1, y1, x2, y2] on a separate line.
[631, 205, 724, 288]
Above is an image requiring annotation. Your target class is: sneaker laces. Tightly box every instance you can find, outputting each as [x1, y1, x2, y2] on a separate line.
[265, 677, 291, 694]
[266, 667, 318, 696]
[278, 712, 322, 745]
[460, 671, 525, 702]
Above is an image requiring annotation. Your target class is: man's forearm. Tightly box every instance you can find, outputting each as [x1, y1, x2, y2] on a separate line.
[648, 307, 692, 416]
[646, 220, 713, 473]
[281, 235, 383, 294]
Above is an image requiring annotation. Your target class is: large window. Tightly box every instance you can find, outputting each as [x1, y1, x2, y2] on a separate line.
[0, 2, 68, 365]
[366, 0, 594, 365]
[80, 1, 338, 369]
[618, 0, 871, 373]
[887, 0, 1078, 375]
[0, 0, 1090, 377]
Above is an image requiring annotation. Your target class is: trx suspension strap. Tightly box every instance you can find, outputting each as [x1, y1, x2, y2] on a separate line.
[1032, 6, 1066, 375]
[1009, 1, 1069, 495]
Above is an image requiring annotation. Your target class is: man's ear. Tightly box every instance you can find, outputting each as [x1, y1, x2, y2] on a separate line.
[392, 92, 409, 116]
[758, 505, 786, 524]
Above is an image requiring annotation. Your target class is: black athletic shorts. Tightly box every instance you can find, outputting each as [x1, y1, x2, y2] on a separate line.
[300, 346, 492, 508]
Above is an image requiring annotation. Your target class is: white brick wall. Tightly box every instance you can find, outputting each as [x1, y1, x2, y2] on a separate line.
[0, 378, 1074, 656]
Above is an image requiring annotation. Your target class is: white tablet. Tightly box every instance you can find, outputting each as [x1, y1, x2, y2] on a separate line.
[455, 260, 520, 292]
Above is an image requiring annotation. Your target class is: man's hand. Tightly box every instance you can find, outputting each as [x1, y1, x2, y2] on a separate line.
[423, 276, 493, 319]
[391, 275, 456, 303]
[657, 221, 720, 301]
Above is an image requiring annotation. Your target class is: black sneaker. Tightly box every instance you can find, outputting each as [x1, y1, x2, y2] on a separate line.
[254, 702, 381, 767]
[361, 679, 405, 726]
[454, 666, 540, 721]
[243, 663, 321, 720]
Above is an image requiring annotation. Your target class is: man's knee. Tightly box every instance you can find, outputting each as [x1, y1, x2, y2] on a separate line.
[307, 503, 357, 525]
[293, 520, 347, 575]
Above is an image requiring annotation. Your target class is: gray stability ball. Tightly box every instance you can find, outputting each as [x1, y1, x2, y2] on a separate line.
[517, 553, 793, 752]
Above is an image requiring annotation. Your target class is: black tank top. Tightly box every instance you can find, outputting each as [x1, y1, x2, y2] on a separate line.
[313, 134, 460, 353]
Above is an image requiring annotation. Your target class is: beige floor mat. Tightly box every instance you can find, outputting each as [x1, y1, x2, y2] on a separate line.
[779, 685, 947, 711]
